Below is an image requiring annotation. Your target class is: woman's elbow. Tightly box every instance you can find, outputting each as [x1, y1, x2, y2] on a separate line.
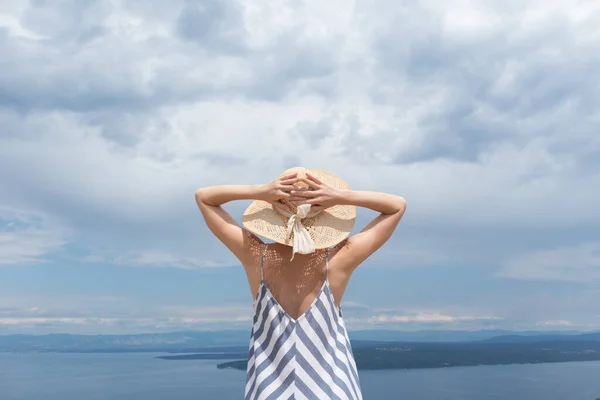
[396, 196, 407, 214]
[194, 188, 208, 205]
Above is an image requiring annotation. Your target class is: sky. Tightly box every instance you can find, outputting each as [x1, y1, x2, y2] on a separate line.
[1, 0, 599, 335]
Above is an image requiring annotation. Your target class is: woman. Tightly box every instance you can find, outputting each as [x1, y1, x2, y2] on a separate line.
[195, 167, 407, 400]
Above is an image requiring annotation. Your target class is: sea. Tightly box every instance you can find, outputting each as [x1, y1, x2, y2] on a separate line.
[1, 353, 600, 400]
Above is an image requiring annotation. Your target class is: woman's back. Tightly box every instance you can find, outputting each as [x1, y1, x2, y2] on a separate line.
[246, 243, 362, 400]
[251, 242, 350, 320]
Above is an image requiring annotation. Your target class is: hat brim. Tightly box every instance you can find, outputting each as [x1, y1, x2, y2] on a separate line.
[241, 168, 356, 248]
[242, 201, 356, 248]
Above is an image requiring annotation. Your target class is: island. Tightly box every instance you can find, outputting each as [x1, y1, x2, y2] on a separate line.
[215, 340, 600, 370]
[156, 336, 600, 371]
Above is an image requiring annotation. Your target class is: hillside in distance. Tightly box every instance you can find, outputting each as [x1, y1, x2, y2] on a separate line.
[481, 332, 600, 343]
[212, 338, 600, 371]
[1, 330, 598, 353]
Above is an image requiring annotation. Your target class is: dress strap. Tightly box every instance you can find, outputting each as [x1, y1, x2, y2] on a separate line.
[325, 248, 329, 280]
[260, 244, 268, 281]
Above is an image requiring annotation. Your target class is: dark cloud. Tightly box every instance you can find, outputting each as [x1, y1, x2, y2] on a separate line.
[21, 0, 107, 41]
[0, 0, 342, 119]
[86, 111, 167, 147]
[1, 0, 600, 295]
[294, 118, 331, 150]
[175, 0, 247, 54]
[245, 32, 339, 101]
[190, 152, 247, 166]
[364, 6, 600, 165]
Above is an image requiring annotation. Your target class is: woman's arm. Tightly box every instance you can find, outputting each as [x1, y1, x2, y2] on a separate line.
[194, 173, 298, 262]
[196, 185, 265, 206]
[194, 185, 260, 263]
[340, 189, 406, 264]
[291, 173, 407, 269]
[337, 190, 406, 216]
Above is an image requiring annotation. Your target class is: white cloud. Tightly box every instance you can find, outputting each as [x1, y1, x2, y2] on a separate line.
[499, 242, 600, 282]
[367, 312, 500, 324]
[0, 306, 500, 334]
[0, 296, 253, 334]
[0, 209, 65, 265]
[0, 14, 45, 39]
[340, 302, 503, 330]
[83, 249, 229, 269]
[2, 294, 598, 334]
[1, 0, 600, 332]
[0, 316, 252, 335]
[0, 229, 63, 264]
[536, 320, 573, 327]
[1, 3, 599, 234]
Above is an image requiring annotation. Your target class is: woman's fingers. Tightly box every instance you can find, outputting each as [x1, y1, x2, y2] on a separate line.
[280, 173, 298, 181]
[290, 189, 320, 197]
[277, 184, 295, 192]
[289, 195, 310, 201]
[278, 179, 300, 192]
[298, 177, 320, 189]
[305, 172, 323, 185]
[290, 197, 321, 205]
[279, 177, 299, 186]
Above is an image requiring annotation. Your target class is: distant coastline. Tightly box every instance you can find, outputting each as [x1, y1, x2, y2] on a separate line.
[156, 338, 600, 371]
[3, 329, 600, 372]
[214, 357, 600, 372]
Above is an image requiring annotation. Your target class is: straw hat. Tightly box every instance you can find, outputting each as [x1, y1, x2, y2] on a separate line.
[242, 167, 356, 256]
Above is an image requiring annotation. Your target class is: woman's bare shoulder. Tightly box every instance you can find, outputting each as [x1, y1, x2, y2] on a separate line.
[238, 228, 267, 265]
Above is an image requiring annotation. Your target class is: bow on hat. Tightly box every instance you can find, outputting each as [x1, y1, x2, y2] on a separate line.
[274, 204, 322, 260]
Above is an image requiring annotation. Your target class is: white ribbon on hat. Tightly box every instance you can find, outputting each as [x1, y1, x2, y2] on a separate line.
[274, 204, 322, 260]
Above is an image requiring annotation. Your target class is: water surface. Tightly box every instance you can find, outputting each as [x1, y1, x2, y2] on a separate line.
[1, 353, 599, 399]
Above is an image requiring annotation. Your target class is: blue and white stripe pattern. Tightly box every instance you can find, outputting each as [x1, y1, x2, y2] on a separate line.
[245, 249, 362, 400]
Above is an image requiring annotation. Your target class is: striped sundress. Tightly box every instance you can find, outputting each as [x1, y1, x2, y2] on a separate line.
[245, 247, 363, 400]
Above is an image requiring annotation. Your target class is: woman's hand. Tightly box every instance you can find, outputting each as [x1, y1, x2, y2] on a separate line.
[288, 173, 345, 211]
[257, 173, 298, 204]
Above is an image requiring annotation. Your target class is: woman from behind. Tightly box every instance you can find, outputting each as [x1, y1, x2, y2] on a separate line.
[195, 166, 407, 400]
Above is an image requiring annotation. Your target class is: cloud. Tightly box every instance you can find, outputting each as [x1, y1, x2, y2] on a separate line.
[0, 209, 65, 264]
[1, 291, 597, 334]
[499, 242, 600, 282]
[1, 0, 600, 332]
[1, 2, 598, 266]
[368, 312, 500, 324]
[0, 296, 253, 334]
[83, 249, 229, 269]
[0, 12, 46, 40]
[0, 316, 251, 334]
[0, 0, 342, 118]
[536, 320, 573, 327]
[339, 301, 503, 330]
[0, 295, 502, 334]
[0, 0, 598, 270]
[0, 229, 63, 264]
[367, 312, 499, 324]
[175, 0, 247, 54]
